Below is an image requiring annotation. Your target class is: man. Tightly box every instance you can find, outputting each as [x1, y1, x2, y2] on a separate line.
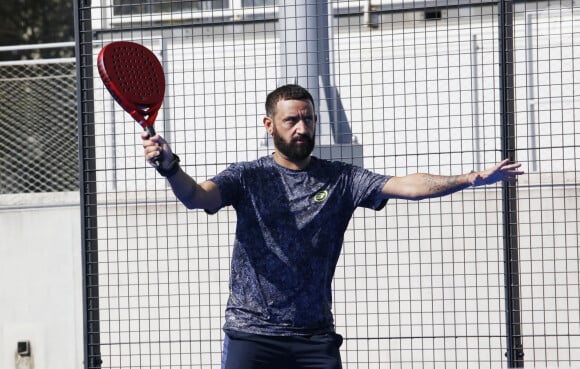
[141, 84, 523, 369]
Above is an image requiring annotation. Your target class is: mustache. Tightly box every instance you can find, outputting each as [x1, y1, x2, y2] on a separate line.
[291, 134, 313, 143]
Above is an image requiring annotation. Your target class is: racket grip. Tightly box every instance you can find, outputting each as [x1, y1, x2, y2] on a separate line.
[145, 125, 156, 137]
[143, 125, 160, 167]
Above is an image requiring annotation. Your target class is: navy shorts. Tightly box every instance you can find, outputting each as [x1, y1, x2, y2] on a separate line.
[221, 330, 344, 369]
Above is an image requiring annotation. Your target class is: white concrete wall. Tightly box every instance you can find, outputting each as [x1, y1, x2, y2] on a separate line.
[0, 192, 83, 369]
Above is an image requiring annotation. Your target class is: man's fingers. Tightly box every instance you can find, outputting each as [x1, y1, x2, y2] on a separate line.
[502, 163, 524, 174]
[147, 145, 162, 158]
[500, 162, 524, 183]
[504, 162, 522, 169]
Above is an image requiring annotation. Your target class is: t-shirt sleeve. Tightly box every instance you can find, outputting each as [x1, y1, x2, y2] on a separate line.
[350, 165, 392, 211]
[205, 163, 243, 214]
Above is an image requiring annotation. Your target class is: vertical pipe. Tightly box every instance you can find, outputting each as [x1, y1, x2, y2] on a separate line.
[73, 0, 102, 367]
[278, 0, 321, 104]
[278, 0, 352, 145]
[498, 0, 524, 367]
[160, 39, 172, 144]
[471, 34, 482, 170]
[277, 0, 325, 144]
[526, 14, 538, 172]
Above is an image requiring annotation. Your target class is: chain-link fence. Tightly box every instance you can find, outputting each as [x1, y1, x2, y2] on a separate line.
[0, 43, 78, 194]
[77, 1, 580, 368]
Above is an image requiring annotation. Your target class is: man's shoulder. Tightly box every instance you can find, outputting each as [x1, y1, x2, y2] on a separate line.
[309, 156, 356, 173]
[225, 155, 274, 171]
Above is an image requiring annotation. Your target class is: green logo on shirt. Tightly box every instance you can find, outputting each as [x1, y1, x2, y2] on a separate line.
[314, 189, 329, 202]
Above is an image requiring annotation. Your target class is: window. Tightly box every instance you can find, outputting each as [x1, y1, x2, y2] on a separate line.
[242, 0, 276, 6]
[112, 0, 228, 16]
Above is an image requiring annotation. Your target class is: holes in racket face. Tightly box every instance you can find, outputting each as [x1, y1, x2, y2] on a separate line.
[102, 42, 165, 107]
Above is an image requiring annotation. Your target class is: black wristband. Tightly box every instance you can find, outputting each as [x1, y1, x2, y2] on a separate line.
[156, 153, 181, 178]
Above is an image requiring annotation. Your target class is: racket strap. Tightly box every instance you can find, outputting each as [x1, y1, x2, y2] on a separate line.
[156, 154, 181, 178]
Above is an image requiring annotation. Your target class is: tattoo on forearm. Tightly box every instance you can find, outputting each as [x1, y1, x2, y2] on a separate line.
[423, 173, 470, 197]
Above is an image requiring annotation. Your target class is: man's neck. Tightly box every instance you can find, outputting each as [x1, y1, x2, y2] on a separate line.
[272, 151, 311, 171]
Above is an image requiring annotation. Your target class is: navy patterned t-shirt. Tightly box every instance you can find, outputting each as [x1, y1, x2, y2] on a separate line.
[209, 155, 391, 336]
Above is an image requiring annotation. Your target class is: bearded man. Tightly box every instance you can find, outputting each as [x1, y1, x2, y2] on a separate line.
[141, 84, 523, 369]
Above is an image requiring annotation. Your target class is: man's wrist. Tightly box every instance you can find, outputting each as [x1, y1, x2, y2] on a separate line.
[156, 153, 181, 178]
[468, 170, 478, 187]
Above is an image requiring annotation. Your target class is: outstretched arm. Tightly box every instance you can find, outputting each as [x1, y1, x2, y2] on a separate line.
[141, 132, 221, 210]
[381, 159, 524, 201]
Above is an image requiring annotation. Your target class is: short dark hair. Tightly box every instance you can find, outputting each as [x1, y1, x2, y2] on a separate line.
[265, 84, 315, 117]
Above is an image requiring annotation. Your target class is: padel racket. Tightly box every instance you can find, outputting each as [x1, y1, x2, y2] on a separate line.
[97, 41, 165, 139]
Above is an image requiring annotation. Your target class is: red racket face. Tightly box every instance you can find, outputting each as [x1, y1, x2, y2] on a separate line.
[97, 41, 165, 130]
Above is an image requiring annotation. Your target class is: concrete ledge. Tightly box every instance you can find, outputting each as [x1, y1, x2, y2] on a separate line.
[0, 191, 80, 210]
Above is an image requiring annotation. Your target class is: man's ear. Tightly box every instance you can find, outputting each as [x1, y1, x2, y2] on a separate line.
[263, 116, 273, 136]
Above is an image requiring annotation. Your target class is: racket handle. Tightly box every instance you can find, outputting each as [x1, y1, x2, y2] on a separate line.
[145, 125, 156, 137]
[143, 125, 160, 167]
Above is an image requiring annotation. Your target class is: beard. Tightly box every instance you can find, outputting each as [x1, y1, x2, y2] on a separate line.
[272, 129, 315, 162]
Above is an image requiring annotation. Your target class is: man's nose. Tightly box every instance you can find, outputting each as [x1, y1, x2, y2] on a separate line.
[294, 119, 309, 134]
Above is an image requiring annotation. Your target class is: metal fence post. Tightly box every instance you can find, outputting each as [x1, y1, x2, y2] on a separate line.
[498, 0, 524, 367]
[74, 0, 102, 367]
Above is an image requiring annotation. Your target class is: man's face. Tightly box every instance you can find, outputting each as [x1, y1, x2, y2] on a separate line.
[267, 99, 316, 162]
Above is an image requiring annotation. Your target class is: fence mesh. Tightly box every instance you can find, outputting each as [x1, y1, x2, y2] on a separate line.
[0, 59, 78, 194]
[76, 1, 580, 368]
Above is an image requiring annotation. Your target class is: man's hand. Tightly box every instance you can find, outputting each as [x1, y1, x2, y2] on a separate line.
[140, 131, 174, 169]
[469, 159, 524, 187]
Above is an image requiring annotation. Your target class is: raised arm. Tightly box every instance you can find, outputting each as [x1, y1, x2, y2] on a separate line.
[381, 158, 524, 201]
[141, 132, 222, 210]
